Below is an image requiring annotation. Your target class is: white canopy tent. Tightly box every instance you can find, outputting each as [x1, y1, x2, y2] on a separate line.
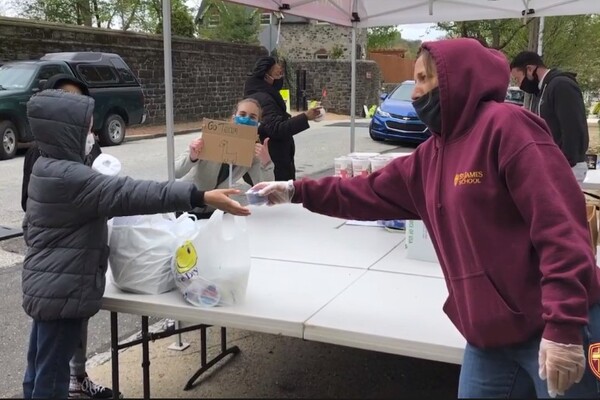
[161, 0, 600, 179]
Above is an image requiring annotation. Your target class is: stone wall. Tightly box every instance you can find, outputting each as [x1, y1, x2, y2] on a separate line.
[285, 60, 382, 116]
[278, 22, 367, 61]
[0, 17, 267, 124]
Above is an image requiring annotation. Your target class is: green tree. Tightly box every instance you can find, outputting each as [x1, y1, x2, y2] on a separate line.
[437, 19, 531, 50]
[16, 0, 196, 37]
[198, 1, 260, 45]
[367, 26, 401, 50]
[436, 16, 600, 91]
[154, 0, 196, 37]
[20, 0, 88, 25]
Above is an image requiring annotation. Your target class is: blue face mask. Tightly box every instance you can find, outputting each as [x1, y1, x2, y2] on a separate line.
[234, 115, 259, 126]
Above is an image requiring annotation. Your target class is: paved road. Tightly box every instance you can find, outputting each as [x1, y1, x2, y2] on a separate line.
[0, 122, 427, 397]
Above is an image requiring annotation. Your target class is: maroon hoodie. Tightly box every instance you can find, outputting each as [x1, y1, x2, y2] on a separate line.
[292, 38, 600, 348]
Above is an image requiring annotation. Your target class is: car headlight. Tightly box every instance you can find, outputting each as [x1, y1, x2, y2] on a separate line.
[375, 107, 391, 118]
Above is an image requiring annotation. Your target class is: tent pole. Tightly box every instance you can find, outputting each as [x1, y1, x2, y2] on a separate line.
[350, 24, 356, 153]
[162, 0, 188, 351]
[538, 16, 545, 56]
[163, 0, 175, 182]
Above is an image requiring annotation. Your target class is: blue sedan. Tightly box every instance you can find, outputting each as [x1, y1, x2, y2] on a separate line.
[369, 80, 431, 144]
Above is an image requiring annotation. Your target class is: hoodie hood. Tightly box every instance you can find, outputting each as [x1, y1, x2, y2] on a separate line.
[44, 73, 90, 96]
[421, 38, 510, 142]
[27, 90, 95, 163]
[544, 69, 578, 86]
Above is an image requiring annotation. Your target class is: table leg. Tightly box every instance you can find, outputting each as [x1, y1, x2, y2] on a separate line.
[183, 326, 240, 390]
[141, 316, 151, 400]
[110, 312, 120, 400]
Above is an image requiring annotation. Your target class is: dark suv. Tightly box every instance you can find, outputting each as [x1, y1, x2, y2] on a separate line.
[0, 52, 146, 160]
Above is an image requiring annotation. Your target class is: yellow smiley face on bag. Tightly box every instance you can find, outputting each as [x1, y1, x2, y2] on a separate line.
[175, 241, 198, 274]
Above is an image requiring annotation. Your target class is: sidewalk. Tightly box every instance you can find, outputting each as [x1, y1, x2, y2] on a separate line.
[125, 112, 355, 142]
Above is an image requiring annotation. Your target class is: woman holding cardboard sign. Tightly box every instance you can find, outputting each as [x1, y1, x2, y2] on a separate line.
[253, 38, 600, 398]
[244, 56, 322, 181]
[175, 99, 274, 219]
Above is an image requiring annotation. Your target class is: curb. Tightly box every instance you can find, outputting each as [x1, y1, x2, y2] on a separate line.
[124, 128, 200, 143]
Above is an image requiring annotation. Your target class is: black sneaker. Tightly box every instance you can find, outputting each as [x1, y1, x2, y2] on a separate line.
[69, 374, 123, 399]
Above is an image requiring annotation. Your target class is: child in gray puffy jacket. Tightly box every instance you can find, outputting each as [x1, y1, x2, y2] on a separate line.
[21, 89, 249, 399]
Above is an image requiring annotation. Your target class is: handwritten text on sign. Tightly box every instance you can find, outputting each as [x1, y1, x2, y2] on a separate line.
[199, 119, 258, 168]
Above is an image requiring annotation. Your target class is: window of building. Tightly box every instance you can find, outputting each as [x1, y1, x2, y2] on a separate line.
[314, 49, 329, 60]
[260, 12, 272, 25]
[207, 14, 220, 27]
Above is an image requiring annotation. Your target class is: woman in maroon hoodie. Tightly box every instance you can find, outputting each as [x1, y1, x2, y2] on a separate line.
[253, 38, 600, 398]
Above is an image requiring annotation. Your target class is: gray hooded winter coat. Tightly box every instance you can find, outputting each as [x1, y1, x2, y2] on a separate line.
[23, 90, 195, 321]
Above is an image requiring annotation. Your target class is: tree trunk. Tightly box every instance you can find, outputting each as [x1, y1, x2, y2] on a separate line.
[93, 0, 101, 27]
[524, 17, 541, 111]
[77, 0, 93, 26]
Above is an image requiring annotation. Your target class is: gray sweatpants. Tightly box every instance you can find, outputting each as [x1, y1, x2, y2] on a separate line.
[69, 318, 89, 377]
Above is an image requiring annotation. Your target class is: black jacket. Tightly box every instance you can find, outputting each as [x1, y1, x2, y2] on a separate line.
[23, 90, 195, 321]
[538, 69, 589, 166]
[22, 140, 101, 212]
[244, 77, 309, 181]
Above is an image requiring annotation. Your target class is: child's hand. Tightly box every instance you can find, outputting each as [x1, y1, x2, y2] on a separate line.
[204, 189, 251, 216]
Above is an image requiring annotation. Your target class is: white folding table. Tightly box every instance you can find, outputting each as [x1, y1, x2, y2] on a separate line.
[247, 204, 404, 269]
[583, 169, 600, 190]
[304, 270, 465, 365]
[103, 257, 365, 398]
[102, 205, 453, 399]
[370, 239, 444, 278]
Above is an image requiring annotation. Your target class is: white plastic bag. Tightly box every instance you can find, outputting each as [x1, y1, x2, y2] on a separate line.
[173, 210, 251, 307]
[108, 213, 195, 294]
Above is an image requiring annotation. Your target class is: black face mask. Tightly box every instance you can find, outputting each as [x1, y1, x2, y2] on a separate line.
[272, 78, 284, 91]
[519, 67, 540, 95]
[412, 87, 442, 134]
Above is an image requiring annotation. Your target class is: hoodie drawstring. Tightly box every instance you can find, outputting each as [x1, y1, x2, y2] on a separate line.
[435, 137, 444, 214]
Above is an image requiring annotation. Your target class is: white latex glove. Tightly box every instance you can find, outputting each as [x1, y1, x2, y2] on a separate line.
[538, 338, 586, 398]
[252, 180, 295, 206]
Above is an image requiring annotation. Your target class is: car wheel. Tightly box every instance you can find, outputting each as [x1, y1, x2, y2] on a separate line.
[0, 120, 18, 160]
[99, 114, 126, 146]
[369, 129, 384, 142]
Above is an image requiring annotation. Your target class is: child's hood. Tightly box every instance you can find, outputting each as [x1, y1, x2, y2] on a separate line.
[27, 90, 95, 163]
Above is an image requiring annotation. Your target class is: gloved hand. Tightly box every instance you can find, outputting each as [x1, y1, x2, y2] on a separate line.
[252, 180, 295, 206]
[538, 338, 586, 398]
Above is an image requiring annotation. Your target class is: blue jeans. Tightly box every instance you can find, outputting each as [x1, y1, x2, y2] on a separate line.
[23, 318, 84, 399]
[458, 304, 600, 398]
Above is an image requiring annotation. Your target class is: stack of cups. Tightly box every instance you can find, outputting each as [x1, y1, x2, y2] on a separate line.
[370, 154, 393, 172]
[351, 156, 371, 178]
[334, 156, 353, 178]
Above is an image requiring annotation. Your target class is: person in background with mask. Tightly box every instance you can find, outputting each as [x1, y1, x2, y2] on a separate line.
[253, 38, 600, 398]
[22, 88, 249, 399]
[19, 74, 119, 399]
[510, 51, 589, 184]
[244, 56, 322, 181]
[175, 98, 274, 219]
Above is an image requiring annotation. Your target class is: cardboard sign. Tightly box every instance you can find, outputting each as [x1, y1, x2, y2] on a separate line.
[199, 119, 258, 168]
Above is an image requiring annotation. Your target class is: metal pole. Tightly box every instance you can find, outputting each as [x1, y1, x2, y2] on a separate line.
[538, 16, 545, 56]
[162, 0, 175, 182]
[268, 13, 273, 55]
[162, 0, 188, 352]
[350, 24, 357, 153]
